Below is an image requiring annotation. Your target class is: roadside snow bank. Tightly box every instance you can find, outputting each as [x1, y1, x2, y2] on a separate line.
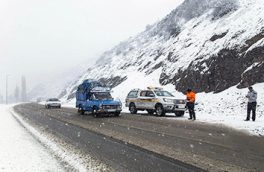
[195, 83, 264, 136]
[11, 108, 87, 172]
[10, 107, 108, 172]
[0, 104, 64, 171]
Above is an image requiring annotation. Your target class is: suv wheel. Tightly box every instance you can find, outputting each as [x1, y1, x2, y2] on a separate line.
[175, 111, 184, 117]
[129, 103, 137, 114]
[156, 104, 165, 116]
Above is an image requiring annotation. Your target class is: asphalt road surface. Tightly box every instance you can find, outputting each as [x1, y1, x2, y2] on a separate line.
[14, 103, 264, 172]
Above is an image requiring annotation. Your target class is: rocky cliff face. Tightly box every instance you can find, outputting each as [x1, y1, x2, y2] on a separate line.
[169, 33, 264, 93]
[60, 0, 264, 100]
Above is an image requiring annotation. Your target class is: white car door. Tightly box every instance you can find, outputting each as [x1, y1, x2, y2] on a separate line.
[144, 91, 155, 109]
[136, 91, 147, 109]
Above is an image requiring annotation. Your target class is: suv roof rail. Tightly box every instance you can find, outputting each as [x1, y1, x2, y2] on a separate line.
[147, 86, 163, 90]
[131, 88, 141, 91]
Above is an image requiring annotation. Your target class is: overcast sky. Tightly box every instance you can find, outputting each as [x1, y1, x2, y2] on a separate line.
[0, 0, 183, 99]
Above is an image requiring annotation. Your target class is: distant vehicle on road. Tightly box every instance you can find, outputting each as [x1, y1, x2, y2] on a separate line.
[125, 87, 186, 116]
[45, 98, 61, 109]
[76, 79, 122, 117]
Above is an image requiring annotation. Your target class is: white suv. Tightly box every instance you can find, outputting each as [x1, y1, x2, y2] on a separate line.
[125, 87, 186, 116]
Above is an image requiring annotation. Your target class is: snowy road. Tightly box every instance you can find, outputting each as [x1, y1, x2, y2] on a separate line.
[14, 103, 264, 172]
[0, 104, 65, 171]
[13, 103, 202, 172]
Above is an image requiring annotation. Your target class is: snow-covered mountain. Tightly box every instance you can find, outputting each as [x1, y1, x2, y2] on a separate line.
[28, 64, 87, 101]
[60, 0, 264, 101]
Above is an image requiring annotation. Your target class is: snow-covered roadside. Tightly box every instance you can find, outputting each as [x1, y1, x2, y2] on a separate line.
[0, 104, 64, 171]
[10, 106, 109, 172]
[194, 83, 264, 136]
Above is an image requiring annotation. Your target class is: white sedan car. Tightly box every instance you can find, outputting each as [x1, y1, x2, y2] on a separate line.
[45, 98, 61, 109]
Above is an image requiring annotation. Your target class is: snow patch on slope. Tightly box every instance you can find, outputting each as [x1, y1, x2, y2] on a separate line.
[195, 83, 264, 136]
[111, 68, 185, 102]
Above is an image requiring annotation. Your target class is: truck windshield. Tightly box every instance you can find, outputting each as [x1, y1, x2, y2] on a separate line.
[93, 92, 112, 100]
[48, 98, 59, 101]
[154, 91, 174, 97]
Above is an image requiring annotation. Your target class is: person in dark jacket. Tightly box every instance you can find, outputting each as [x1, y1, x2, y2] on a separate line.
[186, 89, 196, 120]
[245, 86, 257, 121]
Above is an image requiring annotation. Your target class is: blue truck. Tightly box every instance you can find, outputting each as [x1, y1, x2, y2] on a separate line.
[76, 79, 122, 117]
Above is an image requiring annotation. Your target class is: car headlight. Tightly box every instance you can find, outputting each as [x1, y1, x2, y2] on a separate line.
[178, 100, 185, 104]
[163, 98, 174, 103]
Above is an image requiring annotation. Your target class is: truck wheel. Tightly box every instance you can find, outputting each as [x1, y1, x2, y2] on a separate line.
[78, 105, 85, 115]
[92, 106, 99, 118]
[129, 103, 137, 114]
[80, 109, 85, 115]
[175, 111, 184, 117]
[156, 104, 165, 117]
[147, 110, 154, 115]
[115, 111, 121, 117]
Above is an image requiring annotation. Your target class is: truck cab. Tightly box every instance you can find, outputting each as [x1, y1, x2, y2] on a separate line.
[76, 79, 122, 117]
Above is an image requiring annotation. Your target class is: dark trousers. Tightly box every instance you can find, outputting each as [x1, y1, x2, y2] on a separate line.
[247, 102, 257, 121]
[187, 102, 196, 119]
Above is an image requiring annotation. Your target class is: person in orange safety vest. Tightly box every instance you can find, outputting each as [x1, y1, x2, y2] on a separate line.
[186, 88, 196, 120]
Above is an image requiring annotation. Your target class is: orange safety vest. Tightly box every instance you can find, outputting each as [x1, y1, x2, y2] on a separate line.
[186, 91, 196, 103]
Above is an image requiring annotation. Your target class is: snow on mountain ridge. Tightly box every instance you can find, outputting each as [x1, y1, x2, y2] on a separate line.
[96, 0, 238, 65]
[60, 0, 264, 101]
